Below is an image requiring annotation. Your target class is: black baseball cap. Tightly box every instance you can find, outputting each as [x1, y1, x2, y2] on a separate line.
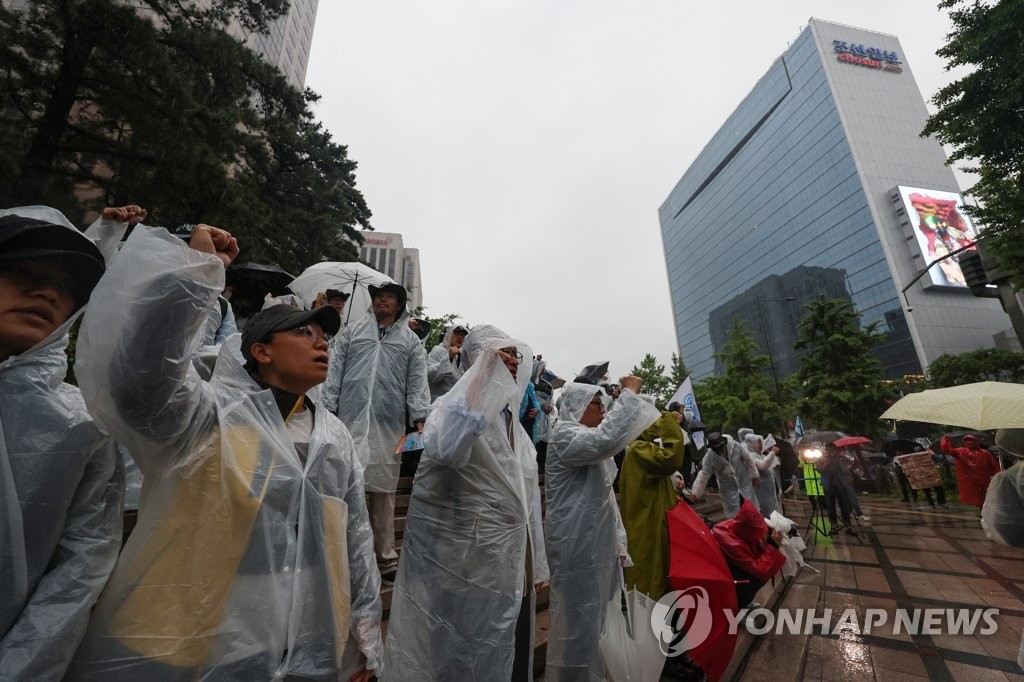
[707, 432, 726, 449]
[241, 304, 341, 364]
[0, 214, 106, 308]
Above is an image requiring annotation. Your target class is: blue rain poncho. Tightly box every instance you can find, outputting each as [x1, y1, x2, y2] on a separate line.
[322, 308, 430, 493]
[70, 226, 383, 680]
[691, 435, 759, 518]
[382, 325, 548, 680]
[425, 324, 465, 401]
[544, 383, 660, 681]
[0, 207, 125, 679]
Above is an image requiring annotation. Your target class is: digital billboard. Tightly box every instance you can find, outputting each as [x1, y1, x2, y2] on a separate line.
[896, 186, 980, 288]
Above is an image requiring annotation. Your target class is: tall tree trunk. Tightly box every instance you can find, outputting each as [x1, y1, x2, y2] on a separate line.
[11, 5, 101, 204]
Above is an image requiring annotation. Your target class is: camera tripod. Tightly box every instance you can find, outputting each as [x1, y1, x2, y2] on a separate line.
[801, 469, 864, 544]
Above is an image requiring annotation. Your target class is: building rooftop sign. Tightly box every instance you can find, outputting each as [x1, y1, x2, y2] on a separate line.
[833, 40, 903, 73]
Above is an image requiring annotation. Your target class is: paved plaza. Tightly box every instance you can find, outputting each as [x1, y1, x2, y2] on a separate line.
[728, 495, 1024, 682]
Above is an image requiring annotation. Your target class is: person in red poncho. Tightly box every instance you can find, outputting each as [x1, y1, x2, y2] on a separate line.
[712, 500, 786, 609]
[940, 434, 1001, 508]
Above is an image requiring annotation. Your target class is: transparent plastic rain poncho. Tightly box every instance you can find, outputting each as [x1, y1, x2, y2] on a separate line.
[69, 226, 383, 680]
[322, 308, 430, 493]
[0, 207, 124, 680]
[381, 325, 547, 680]
[744, 432, 781, 517]
[425, 324, 465, 401]
[981, 431, 1024, 671]
[691, 435, 759, 518]
[544, 383, 660, 682]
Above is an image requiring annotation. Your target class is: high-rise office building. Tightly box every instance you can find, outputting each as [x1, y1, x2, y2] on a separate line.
[659, 18, 1012, 380]
[359, 232, 424, 311]
[231, 0, 319, 90]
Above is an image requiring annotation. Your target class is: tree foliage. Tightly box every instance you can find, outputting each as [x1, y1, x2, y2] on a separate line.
[668, 352, 689, 388]
[926, 348, 1024, 388]
[630, 353, 673, 409]
[922, 0, 1024, 287]
[793, 296, 893, 437]
[408, 307, 464, 353]
[0, 0, 370, 273]
[694, 317, 789, 436]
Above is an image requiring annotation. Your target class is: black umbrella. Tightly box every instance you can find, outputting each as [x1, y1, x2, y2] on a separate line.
[881, 439, 922, 456]
[793, 430, 846, 446]
[575, 361, 609, 384]
[226, 262, 294, 297]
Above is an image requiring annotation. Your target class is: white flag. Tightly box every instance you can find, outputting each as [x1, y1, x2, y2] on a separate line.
[668, 376, 704, 449]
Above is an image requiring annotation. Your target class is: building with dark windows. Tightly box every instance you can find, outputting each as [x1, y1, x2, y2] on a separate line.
[659, 18, 1014, 380]
[359, 231, 423, 311]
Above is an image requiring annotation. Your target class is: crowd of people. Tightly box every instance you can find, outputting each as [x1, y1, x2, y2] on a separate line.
[3, 204, 1022, 681]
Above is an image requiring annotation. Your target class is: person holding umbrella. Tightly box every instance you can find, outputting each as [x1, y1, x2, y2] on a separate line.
[322, 288, 351, 319]
[544, 378, 660, 681]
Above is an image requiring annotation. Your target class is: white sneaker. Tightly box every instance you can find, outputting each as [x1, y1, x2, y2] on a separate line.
[858, 515, 870, 522]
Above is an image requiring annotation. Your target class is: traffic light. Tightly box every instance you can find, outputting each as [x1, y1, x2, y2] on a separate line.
[958, 250, 990, 290]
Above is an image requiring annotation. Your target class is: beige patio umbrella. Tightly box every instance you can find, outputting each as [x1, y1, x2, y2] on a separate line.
[880, 381, 1024, 430]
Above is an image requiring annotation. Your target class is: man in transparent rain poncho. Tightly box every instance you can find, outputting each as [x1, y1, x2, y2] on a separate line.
[544, 378, 661, 681]
[382, 325, 549, 681]
[684, 431, 760, 519]
[70, 224, 383, 681]
[0, 205, 142, 679]
[323, 281, 430, 584]
[425, 323, 467, 402]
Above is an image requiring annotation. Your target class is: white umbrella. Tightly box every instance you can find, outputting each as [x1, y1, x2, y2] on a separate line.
[288, 261, 394, 325]
[599, 569, 666, 682]
[880, 381, 1024, 430]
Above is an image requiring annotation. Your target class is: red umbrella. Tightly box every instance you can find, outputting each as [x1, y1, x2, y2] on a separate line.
[833, 436, 872, 448]
[666, 503, 738, 682]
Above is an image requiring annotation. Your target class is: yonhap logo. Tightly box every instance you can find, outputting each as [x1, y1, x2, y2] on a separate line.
[652, 587, 715, 656]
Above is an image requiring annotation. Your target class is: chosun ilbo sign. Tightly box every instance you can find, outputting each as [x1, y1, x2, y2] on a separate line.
[833, 40, 903, 73]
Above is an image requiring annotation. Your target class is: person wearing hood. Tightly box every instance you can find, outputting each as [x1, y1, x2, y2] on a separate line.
[620, 410, 687, 599]
[382, 325, 548, 681]
[981, 429, 1024, 673]
[685, 431, 760, 518]
[544, 378, 661, 681]
[940, 434, 1001, 508]
[743, 432, 782, 517]
[712, 500, 786, 609]
[0, 204, 142, 679]
[425, 323, 467, 401]
[322, 281, 430, 584]
[70, 224, 383, 681]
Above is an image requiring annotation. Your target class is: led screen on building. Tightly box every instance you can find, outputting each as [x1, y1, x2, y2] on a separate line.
[896, 186, 980, 288]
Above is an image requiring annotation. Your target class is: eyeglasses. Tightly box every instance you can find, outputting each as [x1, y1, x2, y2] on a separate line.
[499, 348, 524, 362]
[292, 325, 332, 344]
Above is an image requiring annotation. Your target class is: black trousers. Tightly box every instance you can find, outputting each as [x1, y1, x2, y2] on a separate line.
[510, 593, 532, 682]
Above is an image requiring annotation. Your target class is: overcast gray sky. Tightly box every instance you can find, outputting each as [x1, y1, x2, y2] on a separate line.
[305, 1, 967, 385]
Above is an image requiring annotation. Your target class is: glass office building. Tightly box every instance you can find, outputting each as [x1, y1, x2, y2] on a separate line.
[659, 18, 1011, 380]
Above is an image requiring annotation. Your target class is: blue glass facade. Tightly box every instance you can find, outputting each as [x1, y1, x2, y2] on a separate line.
[659, 26, 920, 380]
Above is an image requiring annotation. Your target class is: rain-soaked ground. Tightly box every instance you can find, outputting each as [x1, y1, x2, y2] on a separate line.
[724, 494, 1024, 682]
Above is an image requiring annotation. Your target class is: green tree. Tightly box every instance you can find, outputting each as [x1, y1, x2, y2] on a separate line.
[408, 307, 464, 353]
[668, 352, 689, 389]
[630, 353, 672, 409]
[0, 0, 369, 272]
[926, 348, 1024, 388]
[793, 296, 893, 437]
[694, 318, 788, 436]
[922, 0, 1024, 287]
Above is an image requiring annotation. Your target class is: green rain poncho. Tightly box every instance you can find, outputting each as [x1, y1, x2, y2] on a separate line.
[619, 412, 686, 599]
